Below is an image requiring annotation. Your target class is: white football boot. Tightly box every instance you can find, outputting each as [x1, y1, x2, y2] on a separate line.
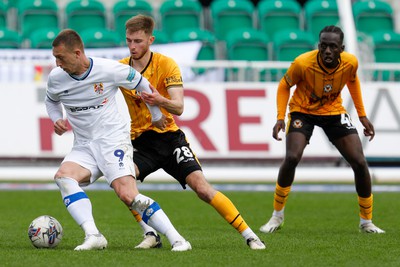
[135, 231, 162, 249]
[359, 222, 385, 234]
[74, 233, 108, 251]
[171, 240, 192, 252]
[259, 215, 284, 233]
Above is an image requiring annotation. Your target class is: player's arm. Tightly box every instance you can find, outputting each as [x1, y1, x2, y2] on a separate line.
[141, 85, 184, 116]
[273, 78, 291, 141]
[44, 95, 68, 136]
[347, 76, 374, 141]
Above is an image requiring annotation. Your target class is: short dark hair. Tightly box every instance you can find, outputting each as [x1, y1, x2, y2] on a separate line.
[319, 25, 344, 43]
[125, 14, 154, 35]
[52, 29, 84, 51]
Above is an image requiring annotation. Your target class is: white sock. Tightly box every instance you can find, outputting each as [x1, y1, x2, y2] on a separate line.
[273, 208, 284, 217]
[138, 220, 157, 235]
[360, 218, 372, 225]
[131, 194, 185, 245]
[241, 228, 258, 240]
[55, 177, 100, 236]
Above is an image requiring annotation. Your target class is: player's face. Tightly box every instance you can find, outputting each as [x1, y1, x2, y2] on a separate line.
[318, 32, 344, 69]
[52, 44, 80, 75]
[126, 30, 154, 60]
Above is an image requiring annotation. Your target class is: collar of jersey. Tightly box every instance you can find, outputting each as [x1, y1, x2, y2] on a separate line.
[70, 57, 93, 80]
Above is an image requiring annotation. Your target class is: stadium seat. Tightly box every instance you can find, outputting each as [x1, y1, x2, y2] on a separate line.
[225, 27, 270, 81]
[273, 29, 315, 79]
[352, 0, 394, 35]
[210, 0, 255, 41]
[113, 0, 153, 42]
[172, 27, 217, 74]
[0, 27, 20, 48]
[65, 0, 107, 34]
[172, 28, 216, 60]
[153, 29, 169, 44]
[371, 30, 400, 81]
[257, 0, 302, 40]
[17, 0, 59, 39]
[28, 27, 60, 49]
[159, 0, 203, 39]
[304, 0, 340, 39]
[80, 28, 121, 48]
[0, 1, 7, 28]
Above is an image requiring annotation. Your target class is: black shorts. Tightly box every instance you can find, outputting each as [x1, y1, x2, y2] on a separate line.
[287, 112, 358, 142]
[131, 129, 202, 189]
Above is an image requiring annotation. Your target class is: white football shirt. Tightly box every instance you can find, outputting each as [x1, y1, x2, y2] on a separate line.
[46, 57, 155, 142]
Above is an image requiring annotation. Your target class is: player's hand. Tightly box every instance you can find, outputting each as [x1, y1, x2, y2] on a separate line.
[359, 116, 375, 141]
[54, 119, 68, 136]
[141, 84, 163, 106]
[152, 114, 167, 130]
[273, 120, 285, 141]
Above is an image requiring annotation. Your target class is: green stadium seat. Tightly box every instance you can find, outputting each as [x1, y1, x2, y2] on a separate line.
[371, 30, 400, 81]
[65, 0, 107, 34]
[159, 0, 203, 39]
[172, 28, 216, 60]
[17, 0, 59, 39]
[353, 0, 394, 34]
[113, 0, 153, 42]
[273, 29, 315, 79]
[28, 27, 59, 49]
[172, 27, 217, 74]
[80, 28, 121, 48]
[225, 27, 270, 81]
[0, 1, 7, 28]
[153, 30, 169, 44]
[210, 0, 254, 41]
[257, 0, 301, 40]
[304, 0, 339, 39]
[0, 27, 20, 48]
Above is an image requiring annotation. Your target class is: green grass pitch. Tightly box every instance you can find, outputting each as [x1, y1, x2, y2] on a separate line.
[0, 188, 399, 267]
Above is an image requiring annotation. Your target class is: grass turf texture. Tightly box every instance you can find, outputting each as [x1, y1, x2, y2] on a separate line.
[0, 189, 398, 267]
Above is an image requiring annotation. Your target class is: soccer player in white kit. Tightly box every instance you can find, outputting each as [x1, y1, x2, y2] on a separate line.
[45, 29, 192, 251]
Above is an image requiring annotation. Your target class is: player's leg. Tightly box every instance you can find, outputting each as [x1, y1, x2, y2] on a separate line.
[112, 176, 191, 251]
[260, 120, 309, 233]
[186, 171, 265, 250]
[54, 161, 107, 250]
[332, 132, 385, 234]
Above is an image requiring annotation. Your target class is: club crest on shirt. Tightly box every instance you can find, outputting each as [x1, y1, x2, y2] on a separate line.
[293, 119, 303, 128]
[94, 83, 104, 94]
[323, 84, 333, 93]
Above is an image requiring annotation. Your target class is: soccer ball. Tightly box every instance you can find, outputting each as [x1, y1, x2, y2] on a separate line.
[28, 215, 63, 248]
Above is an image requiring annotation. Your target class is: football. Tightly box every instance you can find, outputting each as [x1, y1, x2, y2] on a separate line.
[28, 215, 63, 248]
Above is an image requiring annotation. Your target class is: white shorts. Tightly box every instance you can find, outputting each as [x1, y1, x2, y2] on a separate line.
[63, 137, 135, 187]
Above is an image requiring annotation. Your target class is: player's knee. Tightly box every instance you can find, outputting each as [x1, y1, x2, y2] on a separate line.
[284, 152, 302, 167]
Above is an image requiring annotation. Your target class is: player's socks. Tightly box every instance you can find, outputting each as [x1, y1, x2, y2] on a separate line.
[55, 177, 100, 235]
[131, 194, 186, 246]
[358, 194, 373, 220]
[209, 191, 249, 233]
[130, 209, 157, 234]
[273, 183, 291, 212]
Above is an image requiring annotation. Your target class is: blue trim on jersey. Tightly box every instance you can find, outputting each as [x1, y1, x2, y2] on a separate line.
[45, 93, 59, 103]
[69, 58, 93, 81]
[141, 202, 161, 224]
[63, 192, 88, 207]
[135, 76, 142, 89]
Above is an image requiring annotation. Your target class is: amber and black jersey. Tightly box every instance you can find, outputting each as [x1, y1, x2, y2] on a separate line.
[276, 50, 367, 120]
[119, 52, 183, 139]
